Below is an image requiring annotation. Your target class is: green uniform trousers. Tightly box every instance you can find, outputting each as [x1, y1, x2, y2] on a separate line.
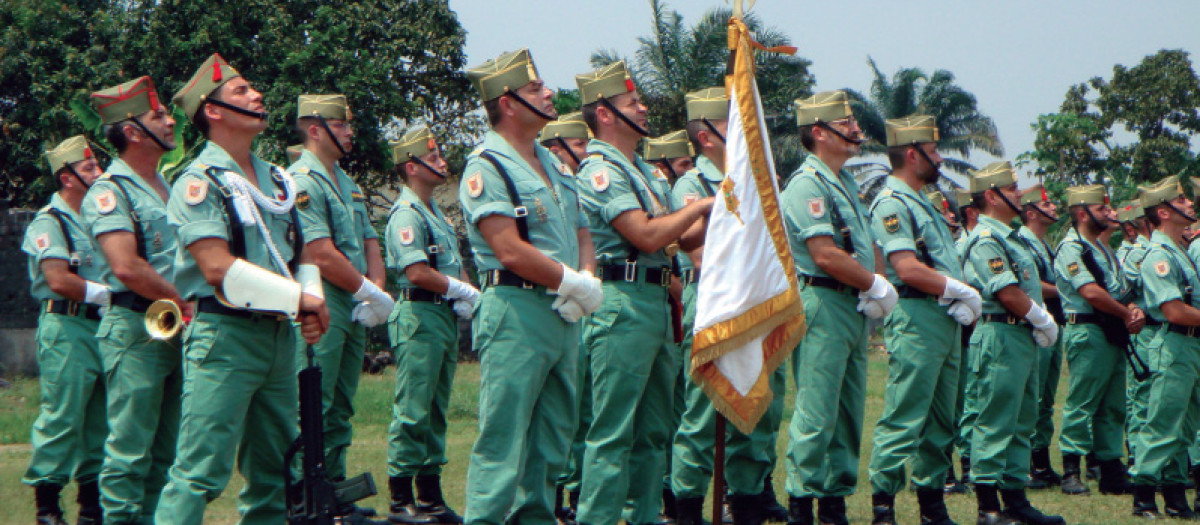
[1125, 329, 1156, 460]
[868, 298, 961, 494]
[155, 313, 298, 525]
[785, 285, 867, 499]
[954, 324, 976, 460]
[967, 322, 1039, 489]
[1132, 329, 1200, 486]
[560, 339, 591, 493]
[387, 298, 458, 477]
[97, 305, 182, 524]
[1058, 323, 1126, 461]
[577, 281, 677, 525]
[22, 310, 106, 488]
[296, 285, 365, 480]
[464, 286, 578, 525]
[1031, 340, 1062, 451]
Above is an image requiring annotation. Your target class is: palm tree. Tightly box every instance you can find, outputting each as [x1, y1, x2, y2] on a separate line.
[591, 0, 815, 177]
[848, 57, 1004, 201]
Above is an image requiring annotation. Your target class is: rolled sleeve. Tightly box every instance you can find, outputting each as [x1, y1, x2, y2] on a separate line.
[969, 239, 1020, 298]
[82, 180, 135, 237]
[1054, 242, 1096, 290]
[23, 216, 69, 262]
[460, 158, 520, 225]
[295, 176, 332, 242]
[1140, 252, 1183, 307]
[870, 198, 917, 256]
[386, 209, 431, 271]
[167, 172, 230, 248]
[782, 178, 836, 242]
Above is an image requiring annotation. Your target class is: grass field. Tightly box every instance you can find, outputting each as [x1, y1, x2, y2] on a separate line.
[0, 350, 1159, 524]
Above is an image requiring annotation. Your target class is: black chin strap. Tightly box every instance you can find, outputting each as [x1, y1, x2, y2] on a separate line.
[315, 115, 349, 158]
[660, 162, 678, 180]
[599, 97, 649, 137]
[504, 90, 557, 121]
[1166, 201, 1198, 223]
[1029, 203, 1059, 223]
[701, 118, 726, 144]
[816, 121, 867, 145]
[409, 155, 448, 179]
[994, 186, 1024, 217]
[64, 165, 91, 189]
[555, 137, 581, 166]
[913, 145, 942, 184]
[128, 117, 175, 152]
[1083, 206, 1110, 232]
[204, 97, 268, 120]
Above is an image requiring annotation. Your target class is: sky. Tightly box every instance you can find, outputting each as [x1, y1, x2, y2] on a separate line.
[448, 0, 1200, 183]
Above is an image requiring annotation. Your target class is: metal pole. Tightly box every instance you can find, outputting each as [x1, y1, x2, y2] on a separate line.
[712, 414, 727, 524]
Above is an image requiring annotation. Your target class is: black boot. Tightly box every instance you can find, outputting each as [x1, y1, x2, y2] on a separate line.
[554, 485, 573, 525]
[569, 490, 581, 523]
[1099, 458, 1134, 495]
[676, 497, 706, 525]
[663, 489, 678, 521]
[722, 494, 734, 525]
[730, 493, 765, 525]
[35, 484, 68, 525]
[816, 496, 847, 525]
[1085, 452, 1100, 481]
[1060, 454, 1090, 495]
[786, 496, 813, 525]
[1000, 488, 1065, 525]
[75, 480, 102, 525]
[1132, 484, 1161, 518]
[1028, 448, 1061, 489]
[917, 488, 958, 525]
[415, 474, 463, 524]
[1163, 484, 1197, 519]
[760, 475, 789, 523]
[871, 493, 896, 525]
[389, 476, 436, 524]
[973, 485, 1013, 525]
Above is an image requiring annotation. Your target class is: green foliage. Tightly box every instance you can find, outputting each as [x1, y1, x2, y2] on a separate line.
[553, 89, 582, 115]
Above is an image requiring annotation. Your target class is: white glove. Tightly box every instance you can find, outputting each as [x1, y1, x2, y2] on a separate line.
[941, 278, 982, 325]
[1025, 302, 1059, 348]
[856, 274, 898, 320]
[444, 276, 481, 310]
[354, 277, 395, 322]
[84, 281, 111, 307]
[557, 265, 603, 314]
[453, 299, 474, 320]
[296, 264, 323, 300]
[351, 302, 388, 328]
[551, 295, 585, 323]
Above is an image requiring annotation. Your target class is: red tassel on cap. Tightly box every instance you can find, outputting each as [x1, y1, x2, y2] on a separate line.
[625, 78, 635, 92]
[212, 61, 222, 82]
[1041, 188, 1048, 202]
[83, 147, 93, 158]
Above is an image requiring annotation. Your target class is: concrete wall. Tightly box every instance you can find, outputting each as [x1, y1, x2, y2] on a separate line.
[0, 209, 40, 377]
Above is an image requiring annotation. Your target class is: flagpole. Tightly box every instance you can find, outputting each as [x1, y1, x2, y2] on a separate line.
[712, 414, 726, 523]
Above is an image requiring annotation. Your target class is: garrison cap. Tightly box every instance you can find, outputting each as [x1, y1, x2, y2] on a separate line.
[686, 87, 729, 122]
[956, 189, 974, 208]
[968, 161, 1016, 194]
[885, 114, 939, 147]
[286, 145, 303, 164]
[390, 127, 438, 164]
[466, 48, 541, 102]
[1116, 200, 1144, 222]
[173, 53, 242, 122]
[643, 130, 694, 162]
[45, 136, 94, 175]
[576, 60, 636, 103]
[1139, 178, 1185, 208]
[926, 190, 950, 211]
[297, 94, 351, 120]
[794, 91, 852, 127]
[539, 112, 591, 141]
[1020, 184, 1049, 206]
[90, 76, 164, 124]
[1064, 184, 1108, 207]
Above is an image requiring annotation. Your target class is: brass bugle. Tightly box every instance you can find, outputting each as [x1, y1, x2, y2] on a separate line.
[146, 299, 185, 340]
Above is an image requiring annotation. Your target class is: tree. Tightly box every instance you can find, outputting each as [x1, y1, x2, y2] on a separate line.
[591, 0, 815, 176]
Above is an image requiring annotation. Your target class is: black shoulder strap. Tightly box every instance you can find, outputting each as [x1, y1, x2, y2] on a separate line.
[871, 193, 933, 267]
[966, 234, 1018, 277]
[107, 178, 148, 260]
[408, 203, 439, 272]
[275, 170, 304, 274]
[298, 168, 348, 262]
[45, 209, 79, 274]
[697, 175, 716, 198]
[812, 173, 853, 254]
[1016, 235, 1051, 283]
[202, 167, 248, 259]
[478, 151, 530, 244]
[590, 153, 653, 264]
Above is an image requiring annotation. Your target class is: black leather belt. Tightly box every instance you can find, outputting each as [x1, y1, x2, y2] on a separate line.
[1145, 319, 1162, 327]
[597, 264, 671, 287]
[43, 299, 101, 320]
[799, 274, 852, 293]
[979, 313, 1029, 326]
[682, 268, 701, 285]
[110, 291, 155, 313]
[895, 285, 933, 299]
[401, 288, 452, 305]
[196, 297, 288, 322]
[481, 269, 540, 290]
[1167, 323, 1200, 337]
[1065, 313, 1104, 325]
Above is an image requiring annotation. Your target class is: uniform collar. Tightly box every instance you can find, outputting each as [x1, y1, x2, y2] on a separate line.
[479, 130, 563, 180]
[1151, 229, 1184, 251]
[882, 175, 930, 205]
[197, 140, 273, 186]
[587, 138, 654, 179]
[976, 214, 1015, 239]
[296, 148, 346, 180]
[393, 186, 439, 217]
[104, 158, 165, 201]
[695, 154, 724, 183]
[47, 192, 82, 222]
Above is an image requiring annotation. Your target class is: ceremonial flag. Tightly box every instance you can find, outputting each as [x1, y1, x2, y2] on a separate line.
[691, 15, 806, 435]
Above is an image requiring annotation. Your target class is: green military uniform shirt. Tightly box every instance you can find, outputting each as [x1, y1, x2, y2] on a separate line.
[290, 149, 376, 275]
[1139, 230, 1200, 323]
[1123, 239, 1153, 310]
[459, 130, 584, 271]
[167, 141, 299, 299]
[868, 176, 964, 284]
[963, 215, 1043, 314]
[576, 139, 675, 267]
[386, 186, 463, 285]
[670, 155, 722, 273]
[1054, 228, 1131, 313]
[81, 158, 177, 291]
[24, 193, 104, 299]
[781, 155, 876, 277]
[1016, 226, 1054, 282]
[1117, 240, 1139, 267]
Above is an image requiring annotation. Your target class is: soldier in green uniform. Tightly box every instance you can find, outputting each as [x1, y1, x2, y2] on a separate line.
[949, 188, 979, 493]
[22, 136, 109, 525]
[571, 61, 713, 525]
[540, 112, 591, 174]
[1129, 178, 1200, 519]
[1118, 203, 1151, 264]
[1053, 185, 1143, 496]
[289, 94, 392, 521]
[1014, 186, 1064, 490]
[154, 53, 330, 525]
[459, 49, 601, 525]
[960, 161, 1064, 525]
[385, 127, 479, 524]
[779, 91, 896, 525]
[80, 76, 187, 525]
[866, 115, 980, 525]
[1117, 201, 1155, 476]
[644, 130, 695, 184]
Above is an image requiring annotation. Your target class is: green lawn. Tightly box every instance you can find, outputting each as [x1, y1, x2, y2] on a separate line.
[0, 350, 1157, 524]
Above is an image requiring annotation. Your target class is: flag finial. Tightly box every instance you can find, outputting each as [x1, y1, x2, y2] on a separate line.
[729, 0, 756, 19]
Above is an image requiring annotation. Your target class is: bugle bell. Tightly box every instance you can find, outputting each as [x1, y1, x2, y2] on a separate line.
[145, 299, 185, 340]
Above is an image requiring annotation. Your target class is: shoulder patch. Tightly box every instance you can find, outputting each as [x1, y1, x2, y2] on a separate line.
[351, 191, 364, 202]
[95, 189, 117, 214]
[1067, 262, 1080, 276]
[807, 197, 826, 218]
[591, 169, 610, 192]
[398, 226, 415, 246]
[978, 229, 992, 237]
[99, 172, 112, 180]
[185, 179, 208, 205]
[296, 166, 311, 175]
[683, 193, 699, 205]
[1155, 260, 1170, 276]
[296, 191, 311, 210]
[558, 163, 572, 176]
[989, 257, 1006, 274]
[879, 188, 893, 197]
[466, 171, 484, 198]
[653, 168, 668, 181]
[470, 146, 484, 156]
[34, 233, 50, 252]
[883, 213, 900, 233]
